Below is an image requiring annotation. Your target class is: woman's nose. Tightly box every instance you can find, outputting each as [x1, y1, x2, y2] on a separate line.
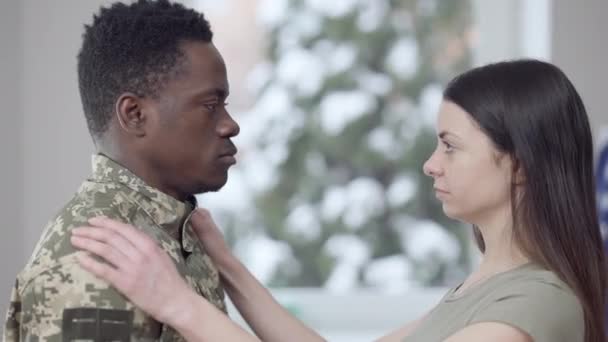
[423, 152, 442, 177]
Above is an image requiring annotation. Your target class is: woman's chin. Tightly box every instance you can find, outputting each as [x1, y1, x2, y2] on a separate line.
[441, 204, 466, 222]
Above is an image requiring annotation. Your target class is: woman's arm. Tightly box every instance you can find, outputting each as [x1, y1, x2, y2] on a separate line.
[71, 217, 259, 342]
[71, 214, 326, 342]
[190, 209, 326, 342]
[442, 322, 532, 342]
[162, 288, 260, 342]
[373, 312, 427, 342]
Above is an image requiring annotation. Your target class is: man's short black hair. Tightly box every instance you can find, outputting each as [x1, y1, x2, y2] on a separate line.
[78, 0, 213, 139]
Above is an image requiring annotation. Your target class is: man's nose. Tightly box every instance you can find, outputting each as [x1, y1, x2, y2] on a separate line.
[218, 111, 240, 138]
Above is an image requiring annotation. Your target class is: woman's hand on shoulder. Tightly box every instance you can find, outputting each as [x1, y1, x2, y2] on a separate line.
[70, 216, 197, 326]
[190, 208, 234, 265]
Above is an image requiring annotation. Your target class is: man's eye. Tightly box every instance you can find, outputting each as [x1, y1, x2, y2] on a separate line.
[204, 103, 218, 112]
[203, 102, 228, 112]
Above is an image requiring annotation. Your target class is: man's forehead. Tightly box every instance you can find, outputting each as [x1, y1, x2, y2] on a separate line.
[196, 86, 229, 98]
[170, 43, 229, 96]
[180, 40, 224, 65]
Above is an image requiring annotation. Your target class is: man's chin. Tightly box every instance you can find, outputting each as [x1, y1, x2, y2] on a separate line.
[195, 178, 228, 194]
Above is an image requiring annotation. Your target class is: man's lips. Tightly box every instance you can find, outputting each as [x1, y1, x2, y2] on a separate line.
[218, 146, 238, 165]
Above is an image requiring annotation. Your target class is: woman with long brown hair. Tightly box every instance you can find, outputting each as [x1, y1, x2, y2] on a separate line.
[70, 59, 606, 341]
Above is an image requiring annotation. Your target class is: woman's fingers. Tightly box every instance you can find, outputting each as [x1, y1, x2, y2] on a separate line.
[189, 209, 233, 265]
[85, 216, 159, 257]
[70, 218, 201, 325]
[76, 252, 127, 290]
[190, 209, 224, 243]
[71, 228, 152, 299]
[71, 233, 133, 271]
[72, 224, 140, 261]
[190, 209, 216, 233]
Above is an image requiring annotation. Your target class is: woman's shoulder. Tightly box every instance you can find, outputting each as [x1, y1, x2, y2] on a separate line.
[492, 263, 578, 300]
[471, 263, 585, 342]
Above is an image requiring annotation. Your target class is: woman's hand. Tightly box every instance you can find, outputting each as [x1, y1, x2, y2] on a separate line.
[70, 216, 197, 326]
[190, 208, 234, 266]
[189, 210, 326, 342]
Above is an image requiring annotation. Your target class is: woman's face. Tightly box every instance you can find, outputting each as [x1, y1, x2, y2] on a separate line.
[423, 100, 514, 226]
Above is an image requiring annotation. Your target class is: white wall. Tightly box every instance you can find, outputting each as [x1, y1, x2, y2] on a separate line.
[20, 0, 110, 255]
[552, 0, 608, 136]
[472, 0, 551, 64]
[0, 0, 24, 320]
[0, 0, 113, 320]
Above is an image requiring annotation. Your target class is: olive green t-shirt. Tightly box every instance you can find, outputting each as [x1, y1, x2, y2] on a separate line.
[403, 263, 584, 342]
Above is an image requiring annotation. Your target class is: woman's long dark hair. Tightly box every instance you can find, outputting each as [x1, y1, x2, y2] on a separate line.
[444, 59, 606, 342]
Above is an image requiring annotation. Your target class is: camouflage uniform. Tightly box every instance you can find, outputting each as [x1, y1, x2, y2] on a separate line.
[3, 154, 226, 341]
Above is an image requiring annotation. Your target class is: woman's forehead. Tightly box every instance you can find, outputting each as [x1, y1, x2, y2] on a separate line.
[436, 101, 477, 137]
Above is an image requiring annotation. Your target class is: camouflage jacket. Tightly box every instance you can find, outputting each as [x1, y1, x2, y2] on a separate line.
[3, 154, 226, 341]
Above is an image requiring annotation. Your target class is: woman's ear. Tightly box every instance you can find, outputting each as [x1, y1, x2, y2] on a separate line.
[512, 156, 526, 186]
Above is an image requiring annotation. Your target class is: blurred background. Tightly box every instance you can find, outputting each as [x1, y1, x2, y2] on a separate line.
[1, 0, 607, 340]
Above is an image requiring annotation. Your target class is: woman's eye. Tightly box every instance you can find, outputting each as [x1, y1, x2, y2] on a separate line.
[442, 141, 454, 153]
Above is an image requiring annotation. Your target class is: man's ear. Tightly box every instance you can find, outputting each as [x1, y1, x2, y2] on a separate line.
[115, 92, 147, 137]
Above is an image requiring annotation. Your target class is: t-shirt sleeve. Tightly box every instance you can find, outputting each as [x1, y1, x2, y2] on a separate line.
[469, 280, 585, 342]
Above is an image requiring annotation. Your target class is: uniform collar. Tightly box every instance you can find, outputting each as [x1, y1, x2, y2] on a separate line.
[90, 154, 197, 244]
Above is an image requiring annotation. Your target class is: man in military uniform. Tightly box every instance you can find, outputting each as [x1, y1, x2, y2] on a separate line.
[3, 0, 239, 340]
